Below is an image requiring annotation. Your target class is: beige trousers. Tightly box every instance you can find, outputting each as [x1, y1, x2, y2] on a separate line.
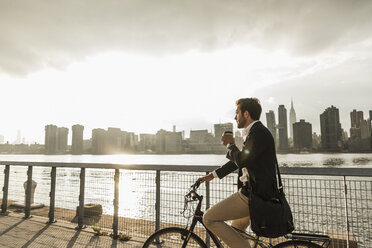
[203, 189, 251, 248]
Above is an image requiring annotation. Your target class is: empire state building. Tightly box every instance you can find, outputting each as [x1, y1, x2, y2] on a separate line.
[289, 99, 297, 139]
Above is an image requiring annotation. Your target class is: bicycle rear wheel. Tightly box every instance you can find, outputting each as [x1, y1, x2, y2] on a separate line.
[273, 240, 323, 248]
[142, 227, 208, 248]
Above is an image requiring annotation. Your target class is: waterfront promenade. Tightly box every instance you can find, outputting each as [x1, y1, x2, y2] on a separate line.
[0, 212, 144, 247]
[1, 161, 371, 247]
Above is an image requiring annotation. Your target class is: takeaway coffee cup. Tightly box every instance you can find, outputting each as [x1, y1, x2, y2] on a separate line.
[221, 131, 233, 145]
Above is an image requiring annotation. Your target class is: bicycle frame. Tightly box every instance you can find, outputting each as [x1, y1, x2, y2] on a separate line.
[183, 188, 266, 248]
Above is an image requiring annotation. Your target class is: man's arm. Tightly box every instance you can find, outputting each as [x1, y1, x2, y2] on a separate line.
[227, 130, 267, 169]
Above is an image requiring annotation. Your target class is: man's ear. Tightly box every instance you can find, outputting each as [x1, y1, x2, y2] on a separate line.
[244, 110, 250, 119]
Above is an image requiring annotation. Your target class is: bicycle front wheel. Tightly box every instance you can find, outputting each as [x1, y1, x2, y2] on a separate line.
[273, 240, 323, 248]
[142, 227, 208, 248]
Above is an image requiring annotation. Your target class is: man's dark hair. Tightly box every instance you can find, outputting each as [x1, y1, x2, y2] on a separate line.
[236, 98, 262, 120]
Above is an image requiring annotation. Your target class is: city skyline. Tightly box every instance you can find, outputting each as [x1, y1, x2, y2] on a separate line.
[0, 104, 371, 145]
[1, 1, 372, 143]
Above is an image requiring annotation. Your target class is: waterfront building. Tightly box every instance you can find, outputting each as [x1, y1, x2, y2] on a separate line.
[320, 106, 342, 152]
[106, 127, 123, 154]
[289, 100, 297, 140]
[155, 129, 183, 153]
[92, 128, 106, 154]
[121, 131, 137, 152]
[293, 119, 312, 151]
[45, 124, 58, 154]
[214, 123, 233, 142]
[190, 130, 213, 144]
[278, 105, 288, 152]
[139, 133, 156, 152]
[265, 110, 277, 144]
[72, 124, 84, 154]
[57, 127, 69, 153]
[350, 110, 363, 128]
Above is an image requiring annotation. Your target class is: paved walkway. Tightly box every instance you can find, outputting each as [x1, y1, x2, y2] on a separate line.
[0, 213, 145, 248]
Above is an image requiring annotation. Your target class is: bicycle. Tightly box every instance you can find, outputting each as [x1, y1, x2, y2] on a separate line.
[143, 180, 331, 248]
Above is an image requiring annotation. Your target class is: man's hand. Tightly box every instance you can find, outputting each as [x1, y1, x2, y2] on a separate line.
[197, 173, 214, 183]
[221, 134, 235, 147]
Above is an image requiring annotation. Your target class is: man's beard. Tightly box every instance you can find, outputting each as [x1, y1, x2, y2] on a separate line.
[237, 116, 247, 128]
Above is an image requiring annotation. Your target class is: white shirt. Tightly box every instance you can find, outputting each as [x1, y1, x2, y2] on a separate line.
[212, 120, 260, 179]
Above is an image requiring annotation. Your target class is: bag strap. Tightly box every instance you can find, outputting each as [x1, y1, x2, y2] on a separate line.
[274, 156, 283, 194]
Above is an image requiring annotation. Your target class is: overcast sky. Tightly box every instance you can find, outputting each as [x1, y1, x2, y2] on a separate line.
[1, 0, 372, 144]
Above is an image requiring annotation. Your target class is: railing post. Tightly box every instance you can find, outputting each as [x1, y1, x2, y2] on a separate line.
[205, 172, 211, 247]
[77, 168, 86, 229]
[24, 166, 33, 219]
[48, 167, 57, 223]
[1, 165, 10, 215]
[155, 170, 161, 232]
[113, 169, 119, 239]
[343, 176, 350, 248]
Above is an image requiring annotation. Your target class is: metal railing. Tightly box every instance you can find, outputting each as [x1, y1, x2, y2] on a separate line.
[0, 161, 371, 248]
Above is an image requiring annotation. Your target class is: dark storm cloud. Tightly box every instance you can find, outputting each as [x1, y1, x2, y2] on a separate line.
[1, 0, 372, 75]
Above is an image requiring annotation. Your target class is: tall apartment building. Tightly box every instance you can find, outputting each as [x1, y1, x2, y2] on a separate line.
[289, 100, 297, 140]
[155, 129, 182, 153]
[72, 124, 84, 154]
[139, 133, 156, 152]
[214, 123, 233, 142]
[293, 119, 312, 151]
[45, 125, 58, 154]
[57, 127, 69, 153]
[92, 128, 106, 154]
[320, 106, 342, 152]
[266, 110, 277, 144]
[106, 127, 123, 154]
[278, 105, 288, 152]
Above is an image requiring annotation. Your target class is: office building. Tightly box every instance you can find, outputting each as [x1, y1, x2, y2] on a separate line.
[289, 100, 297, 139]
[214, 123, 233, 142]
[72, 124, 84, 154]
[293, 120, 312, 151]
[278, 105, 288, 152]
[139, 133, 156, 152]
[106, 127, 123, 154]
[266, 110, 277, 143]
[320, 106, 342, 152]
[45, 125, 58, 154]
[350, 110, 363, 128]
[57, 127, 69, 153]
[92, 128, 106, 154]
[190, 130, 213, 144]
[155, 129, 182, 153]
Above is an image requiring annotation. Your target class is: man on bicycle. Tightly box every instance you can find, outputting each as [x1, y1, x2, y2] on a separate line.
[198, 98, 279, 248]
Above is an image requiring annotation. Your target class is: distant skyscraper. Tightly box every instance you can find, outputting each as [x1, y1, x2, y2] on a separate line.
[0, 134, 4, 144]
[350, 109, 363, 128]
[106, 127, 123, 154]
[155, 129, 182, 153]
[72, 124, 84, 154]
[266, 110, 277, 144]
[92, 128, 107, 154]
[214, 123, 233, 142]
[289, 100, 297, 139]
[293, 119, 312, 151]
[57, 127, 69, 153]
[320, 106, 342, 152]
[278, 105, 288, 151]
[45, 125, 58, 154]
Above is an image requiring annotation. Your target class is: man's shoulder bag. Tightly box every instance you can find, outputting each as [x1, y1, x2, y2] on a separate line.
[249, 158, 294, 238]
